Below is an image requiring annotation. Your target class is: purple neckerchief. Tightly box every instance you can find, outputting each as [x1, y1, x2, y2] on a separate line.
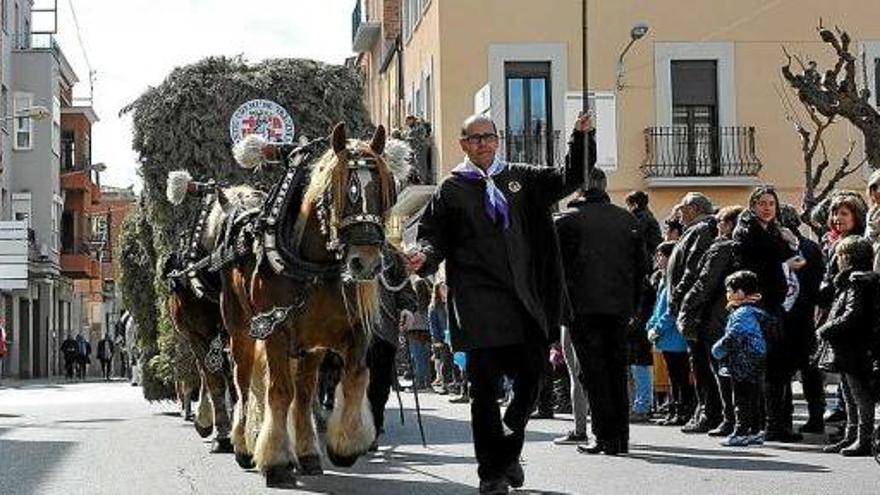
[451, 157, 510, 229]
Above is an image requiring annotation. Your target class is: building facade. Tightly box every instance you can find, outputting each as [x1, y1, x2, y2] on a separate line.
[0, 0, 106, 379]
[354, 0, 880, 227]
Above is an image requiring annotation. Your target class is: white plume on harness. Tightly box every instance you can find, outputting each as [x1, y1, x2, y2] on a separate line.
[233, 133, 268, 170]
[166, 170, 193, 206]
[383, 138, 413, 185]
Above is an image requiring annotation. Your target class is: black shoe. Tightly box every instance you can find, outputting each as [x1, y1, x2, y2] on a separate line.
[799, 419, 825, 434]
[479, 477, 510, 494]
[577, 440, 606, 454]
[681, 417, 718, 434]
[840, 441, 873, 457]
[503, 460, 524, 488]
[530, 410, 554, 420]
[824, 409, 846, 423]
[707, 421, 735, 437]
[764, 430, 803, 443]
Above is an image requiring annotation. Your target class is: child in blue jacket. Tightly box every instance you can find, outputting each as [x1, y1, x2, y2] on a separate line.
[646, 241, 693, 426]
[712, 270, 768, 447]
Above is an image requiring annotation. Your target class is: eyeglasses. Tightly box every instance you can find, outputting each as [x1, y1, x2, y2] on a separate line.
[462, 133, 498, 145]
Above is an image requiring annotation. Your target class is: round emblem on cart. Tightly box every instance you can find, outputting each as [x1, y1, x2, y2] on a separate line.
[508, 180, 522, 193]
[229, 99, 295, 144]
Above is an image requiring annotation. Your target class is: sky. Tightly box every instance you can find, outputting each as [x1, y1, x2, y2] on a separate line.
[53, 0, 355, 191]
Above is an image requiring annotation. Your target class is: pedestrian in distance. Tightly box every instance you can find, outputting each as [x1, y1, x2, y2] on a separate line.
[97, 333, 115, 381]
[61, 334, 78, 380]
[408, 112, 595, 494]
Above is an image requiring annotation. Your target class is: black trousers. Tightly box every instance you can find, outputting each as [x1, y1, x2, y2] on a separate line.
[366, 336, 398, 433]
[710, 357, 735, 424]
[687, 339, 722, 421]
[569, 314, 629, 443]
[663, 351, 694, 414]
[467, 329, 546, 481]
[64, 358, 75, 379]
[733, 379, 762, 436]
[100, 359, 111, 379]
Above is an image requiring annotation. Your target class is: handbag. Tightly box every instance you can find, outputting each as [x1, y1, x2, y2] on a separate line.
[812, 339, 837, 373]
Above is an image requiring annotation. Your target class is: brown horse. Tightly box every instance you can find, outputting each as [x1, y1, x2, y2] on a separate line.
[164, 178, 266, 454]
[220, 123, 407, 487]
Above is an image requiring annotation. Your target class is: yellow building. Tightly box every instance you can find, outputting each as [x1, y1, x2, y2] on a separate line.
[352, 0, 880, 225]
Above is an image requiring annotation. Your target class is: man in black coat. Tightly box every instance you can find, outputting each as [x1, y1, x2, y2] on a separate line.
[555, 169, 648, 455]
[409, 113, 594, 493]
[626, 190, 663, 255]
[667, 192, 721, 433]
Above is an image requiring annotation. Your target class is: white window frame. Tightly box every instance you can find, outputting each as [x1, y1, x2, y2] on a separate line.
[13, 92, 33, 151]
[52, 194, 63, 253]
[52, 95, 61, 156]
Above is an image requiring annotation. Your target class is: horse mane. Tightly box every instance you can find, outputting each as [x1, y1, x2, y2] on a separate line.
[201, 185, 267, 250]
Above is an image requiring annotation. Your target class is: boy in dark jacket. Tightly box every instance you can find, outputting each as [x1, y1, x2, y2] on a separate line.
[711, 271, 768, 447]
[816, 236, 880, 456]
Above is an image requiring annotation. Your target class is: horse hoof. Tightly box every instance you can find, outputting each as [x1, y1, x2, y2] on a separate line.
[194, 422, 213, 438]
[234, 449, 255, 469]
[326, 447, 360, 468]
[210, 437, 234, 454]
[265, 464, 297, 488]
[297, 454, 323, 475]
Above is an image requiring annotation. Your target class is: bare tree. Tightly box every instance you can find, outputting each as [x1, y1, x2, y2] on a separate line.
[780, 22, 880, 219]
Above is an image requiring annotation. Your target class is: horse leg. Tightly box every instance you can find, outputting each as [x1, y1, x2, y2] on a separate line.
[325, 346, 376, 467]
[194, 374, 214, 438]
[205, 369, 234, 453]
[253, 330, 296, 488]
[292, 351, 323, 475]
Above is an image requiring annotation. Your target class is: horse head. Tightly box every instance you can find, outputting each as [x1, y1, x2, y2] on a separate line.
[303, 123, 410, 282]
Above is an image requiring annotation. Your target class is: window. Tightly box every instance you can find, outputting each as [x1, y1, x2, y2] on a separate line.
[13, 92, 33, 150]
[61, 211, 74, 253]
[505, 61, 553, 165]
[52, 95, 60, 156]
[61, 129, 75, 170]
[402, 0, 430, 42]
[52, 194, 63, 253]
[1, 0, 7, 34]
[671, 60, 718, 175]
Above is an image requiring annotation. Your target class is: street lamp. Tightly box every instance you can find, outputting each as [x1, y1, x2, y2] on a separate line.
[616, 22, 650, 91]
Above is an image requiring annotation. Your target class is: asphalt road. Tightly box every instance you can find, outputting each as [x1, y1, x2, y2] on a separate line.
[1, 379, 878, 494]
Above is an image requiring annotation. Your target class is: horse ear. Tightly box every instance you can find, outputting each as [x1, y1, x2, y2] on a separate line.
[370, 125, 387, 155]
[331, 122, 347, 154]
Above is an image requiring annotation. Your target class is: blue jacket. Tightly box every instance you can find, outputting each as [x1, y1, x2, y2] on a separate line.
[711, 304, 767, 383]
[645, 281, 688, 352]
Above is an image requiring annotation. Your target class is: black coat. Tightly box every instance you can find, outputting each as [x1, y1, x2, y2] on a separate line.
[817, 270, 880, 376]
[732, 211, 794, 312]
[785, 235, 824, 364]
[667, 215, 718, 315]
[632, 207, 663, 256]
[555, 191, 648, 319]
[417, 131, 594, 351]
[678, 238, 740, 342]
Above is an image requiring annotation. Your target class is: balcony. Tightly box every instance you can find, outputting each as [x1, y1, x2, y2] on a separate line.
[61, 245, 101, 280]
[352, 0, 380, 52]
[500, 130, 562, 167]
[642, 126, 762, 187]
[61, 171, 101, 203]
[12, 33, 60, 52]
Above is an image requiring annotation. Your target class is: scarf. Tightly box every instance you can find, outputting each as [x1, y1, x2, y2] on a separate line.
[451, 157, 510, 229]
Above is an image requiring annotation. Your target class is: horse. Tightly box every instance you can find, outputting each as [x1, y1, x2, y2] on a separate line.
[220, 122, 408, 487]
[165, 173, 266, 453]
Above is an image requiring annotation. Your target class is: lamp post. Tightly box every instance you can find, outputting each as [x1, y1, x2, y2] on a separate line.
[615, 22, 650, 91]
[582, 0, 592, 188]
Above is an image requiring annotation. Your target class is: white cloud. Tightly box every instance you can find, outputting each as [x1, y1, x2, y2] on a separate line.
[55, 0, 356, 191]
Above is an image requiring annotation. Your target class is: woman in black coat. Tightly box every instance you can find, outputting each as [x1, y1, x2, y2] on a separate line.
[816, 237, 880, 456]
[732, 186, 799, 442]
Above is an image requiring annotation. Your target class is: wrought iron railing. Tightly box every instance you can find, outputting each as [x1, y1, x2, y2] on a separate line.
[500, 130, 562, 167]
[642, 126, 762, 178]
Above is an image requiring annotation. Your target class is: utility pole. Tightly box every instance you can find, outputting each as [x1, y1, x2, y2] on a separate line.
[582, 0, 593, 189]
